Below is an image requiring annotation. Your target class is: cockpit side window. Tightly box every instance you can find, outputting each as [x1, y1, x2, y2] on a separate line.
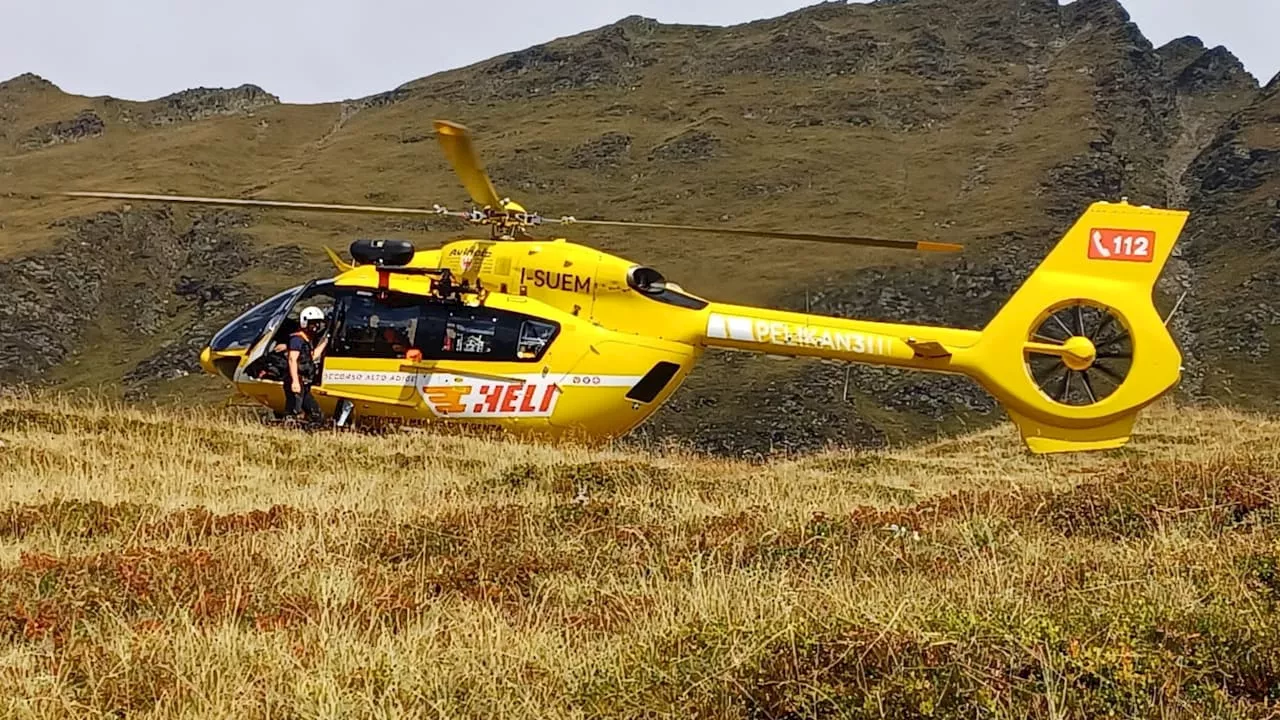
[268, 281, 339, 350]
[209, 285, 303, 352]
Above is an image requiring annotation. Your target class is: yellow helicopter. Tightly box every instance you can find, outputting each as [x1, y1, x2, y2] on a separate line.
[59, 120, 1187, 454]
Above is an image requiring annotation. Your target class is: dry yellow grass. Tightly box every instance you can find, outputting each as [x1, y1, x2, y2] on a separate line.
[0, 390, 1278, 718]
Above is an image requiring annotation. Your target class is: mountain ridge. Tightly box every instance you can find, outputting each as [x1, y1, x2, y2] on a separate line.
[4, 1, 1271, 107]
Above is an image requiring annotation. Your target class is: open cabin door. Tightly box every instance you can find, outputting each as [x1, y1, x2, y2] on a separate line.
[314, 288, 432, 415]
[233, 280, 340, 381]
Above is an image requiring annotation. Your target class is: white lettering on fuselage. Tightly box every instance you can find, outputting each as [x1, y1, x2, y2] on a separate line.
[752, 320, 889, 354]
[319, 369, 646, 419]
[706, 313, 891, 355]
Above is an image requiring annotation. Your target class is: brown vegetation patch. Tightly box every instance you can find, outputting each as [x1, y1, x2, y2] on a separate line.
[350, 509, 492, 565]
[0, 548, 309, 647]
[557, 591, 657, 634]
[53, 641, 188, 716]
[701, 455, 1280, 549]
[494, 459, 676, 495]
[801, 454, 911, 475]
[0, 444, 99, 477]
[1035, 456, 1280, 539]
[0, 500, 313, 543]
[0, 499, 150, 540]
[144, 504, 312, 541]
[0, 407, 173, 438]
[596, 608, 1280, 718]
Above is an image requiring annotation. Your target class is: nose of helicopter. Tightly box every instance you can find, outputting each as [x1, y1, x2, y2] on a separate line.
[200, 346, 244, 381]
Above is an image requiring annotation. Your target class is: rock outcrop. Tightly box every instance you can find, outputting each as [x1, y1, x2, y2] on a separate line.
[1175, 74, 1280, 406]
[16, 110, 105, 149]
[147, 84, 280, 125]
[0, 208, 319, 397]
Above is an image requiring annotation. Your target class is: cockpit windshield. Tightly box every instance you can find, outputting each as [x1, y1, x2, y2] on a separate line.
[208, 285, 304, 352]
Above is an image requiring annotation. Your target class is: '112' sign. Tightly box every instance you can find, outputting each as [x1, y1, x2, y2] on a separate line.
[1089, 229, 1155, 262]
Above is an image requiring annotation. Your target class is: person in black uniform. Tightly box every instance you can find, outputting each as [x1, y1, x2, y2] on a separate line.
[285, 305, 329, 426]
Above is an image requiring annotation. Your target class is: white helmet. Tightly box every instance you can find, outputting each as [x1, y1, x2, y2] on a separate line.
[299, 306, 325, 324]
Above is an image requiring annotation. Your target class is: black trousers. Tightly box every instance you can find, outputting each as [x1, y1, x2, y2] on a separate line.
[284, 382, 323, 424]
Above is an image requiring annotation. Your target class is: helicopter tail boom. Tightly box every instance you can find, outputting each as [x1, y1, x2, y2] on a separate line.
[701, 305, 980, 370]
[699, 200, 1189, 453]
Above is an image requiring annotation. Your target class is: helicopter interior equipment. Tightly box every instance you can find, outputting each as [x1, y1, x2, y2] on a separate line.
[53, 120, 1187, 454]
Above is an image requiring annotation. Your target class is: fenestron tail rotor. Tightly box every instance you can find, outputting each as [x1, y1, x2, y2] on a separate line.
[52, 118, 963, 254]
[1024, 301, 1133, 407]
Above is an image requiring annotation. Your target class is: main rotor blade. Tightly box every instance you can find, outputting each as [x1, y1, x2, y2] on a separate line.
[57, 191, 470, 219]
[551, 217, 962, 252]
[433, 120, 504, 209]
[58, 190, 961, 252]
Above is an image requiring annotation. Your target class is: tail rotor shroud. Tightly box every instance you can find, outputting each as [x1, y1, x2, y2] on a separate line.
[1024, 301, 1134, 407]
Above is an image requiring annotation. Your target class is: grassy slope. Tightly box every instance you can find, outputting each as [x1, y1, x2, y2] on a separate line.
[1, 393, 1279, 717]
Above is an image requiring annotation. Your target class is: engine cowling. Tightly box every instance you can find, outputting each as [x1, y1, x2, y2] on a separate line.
[350, 238, 415, 267]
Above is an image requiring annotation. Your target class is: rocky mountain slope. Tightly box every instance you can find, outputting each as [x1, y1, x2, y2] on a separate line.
[1, 0, 1276, 454]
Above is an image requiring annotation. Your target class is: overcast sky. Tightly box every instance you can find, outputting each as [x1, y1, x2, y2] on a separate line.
[2, 0, 1276, 104]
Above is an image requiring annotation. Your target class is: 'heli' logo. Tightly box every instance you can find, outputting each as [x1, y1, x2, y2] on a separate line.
[1089, 229, 1155, 262]
[421, 382, 561, 418]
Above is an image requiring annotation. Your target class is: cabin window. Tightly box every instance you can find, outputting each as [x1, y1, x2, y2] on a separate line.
[328, 290, 559, 363]
[331, 291, 424, 359]
[517, 319, 557, 360]
[435, 307, 558, 362]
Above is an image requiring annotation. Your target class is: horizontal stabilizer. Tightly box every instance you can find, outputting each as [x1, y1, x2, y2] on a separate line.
[324, 247, 353, 272]
[905, 338, 952, 359]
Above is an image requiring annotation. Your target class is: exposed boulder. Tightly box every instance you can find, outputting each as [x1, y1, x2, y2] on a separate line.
[1178, 47, 1252, 95]
[649, 129, 721, 163]
[567, 132, 633, 171]
[1157, 36, 1210, 79]
[16, 110, 105, 149]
